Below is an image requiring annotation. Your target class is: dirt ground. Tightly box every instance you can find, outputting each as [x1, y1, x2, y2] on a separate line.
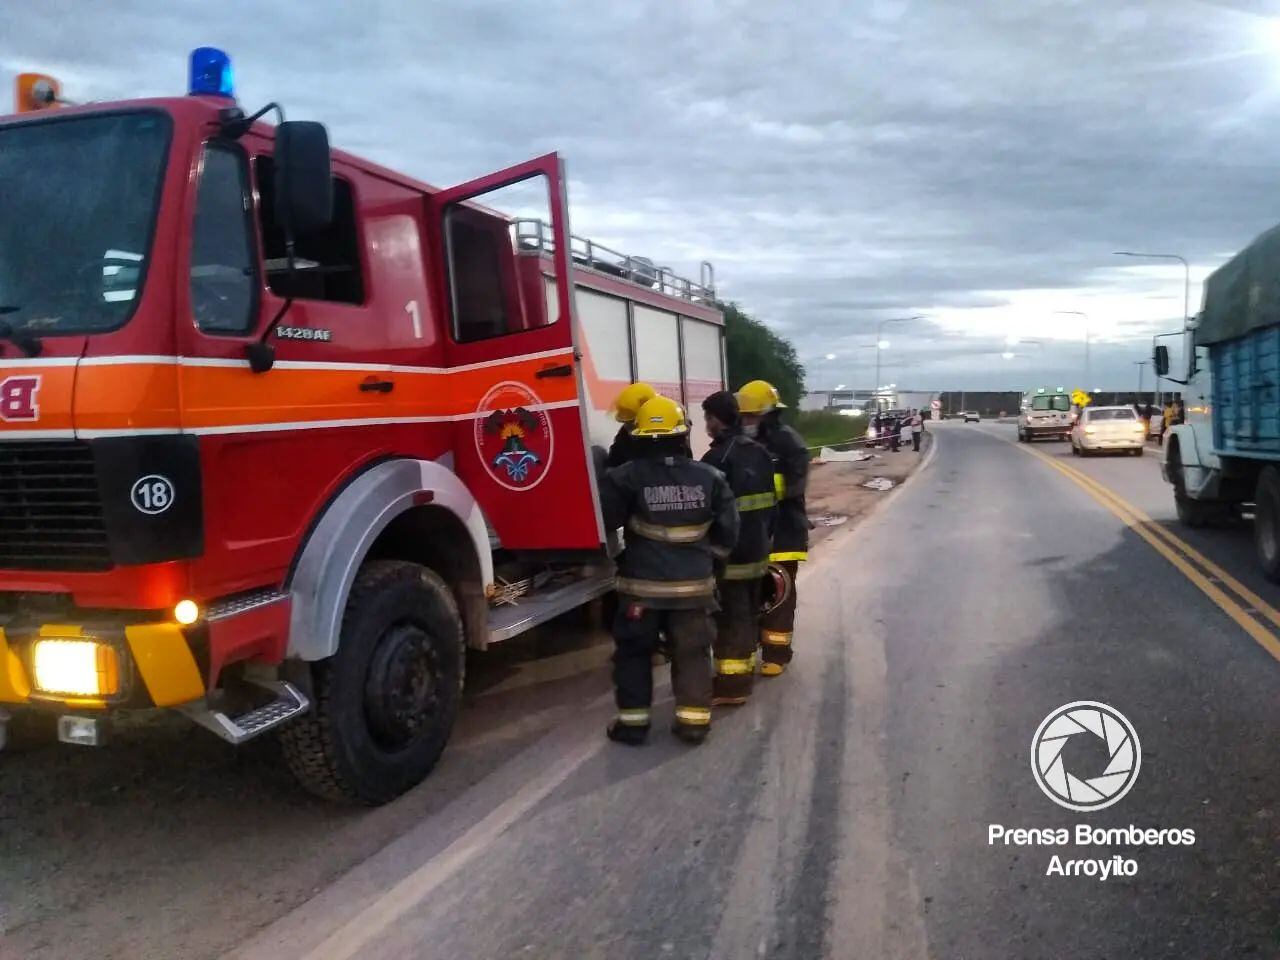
[805, 431, 932, 551]
[0, 436, 930, 960]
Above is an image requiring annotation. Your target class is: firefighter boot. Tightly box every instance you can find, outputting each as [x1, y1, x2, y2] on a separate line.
[607, 719, 650, 746]
[671, 715, 710, 744]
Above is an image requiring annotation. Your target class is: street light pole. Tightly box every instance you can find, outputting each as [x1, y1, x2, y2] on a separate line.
[1053, 310, 1091, 387]
[1134, 359, 1148, 398]
[874, 315, 922, 410]
[1114, 251, 1190, 407]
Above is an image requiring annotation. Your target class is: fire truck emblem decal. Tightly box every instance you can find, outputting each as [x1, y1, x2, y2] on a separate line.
[0, 375, 40, 422]
[474, 381, 554, 492]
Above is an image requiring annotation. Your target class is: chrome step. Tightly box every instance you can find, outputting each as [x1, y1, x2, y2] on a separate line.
[179, 679, 309, 746]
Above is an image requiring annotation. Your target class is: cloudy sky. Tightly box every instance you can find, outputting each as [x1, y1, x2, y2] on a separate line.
[6, 0, 1280, 391]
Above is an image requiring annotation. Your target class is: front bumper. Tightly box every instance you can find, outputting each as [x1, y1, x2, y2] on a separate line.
[0, 619, 204, 710]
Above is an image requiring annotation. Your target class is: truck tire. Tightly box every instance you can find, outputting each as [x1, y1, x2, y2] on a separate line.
[280, 561, 465, 804]
[1168, 444, 1209, 529]
[1254, 467, 1280, 582]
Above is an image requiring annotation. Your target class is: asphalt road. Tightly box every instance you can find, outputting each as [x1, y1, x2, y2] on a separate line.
[3, 423, 1277, 959]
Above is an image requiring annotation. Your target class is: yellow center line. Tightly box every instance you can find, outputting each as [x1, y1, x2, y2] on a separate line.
[1019, 444, 1280, 663]
[1045, 453, 1280, 634]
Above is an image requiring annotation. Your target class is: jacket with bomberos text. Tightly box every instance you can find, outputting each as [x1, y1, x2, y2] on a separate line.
[600, 453, 738, 608]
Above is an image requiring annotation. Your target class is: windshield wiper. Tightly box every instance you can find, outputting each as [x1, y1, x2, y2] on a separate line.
[0, 317, 43, 358]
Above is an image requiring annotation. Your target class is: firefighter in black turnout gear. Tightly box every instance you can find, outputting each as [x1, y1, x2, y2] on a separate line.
[600, 395, 739, 744]
[701, 391, 776, 705]
[737, 380, 809, 676]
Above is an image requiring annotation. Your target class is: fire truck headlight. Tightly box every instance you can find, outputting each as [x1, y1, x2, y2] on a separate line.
[31, 639, 120, 698]
[174, 600, 201, 626]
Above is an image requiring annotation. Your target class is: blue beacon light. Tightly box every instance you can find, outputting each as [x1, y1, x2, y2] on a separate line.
[189, 47, 235, 98]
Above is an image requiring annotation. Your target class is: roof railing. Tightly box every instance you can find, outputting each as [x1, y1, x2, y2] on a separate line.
[514, 219, 716, 304]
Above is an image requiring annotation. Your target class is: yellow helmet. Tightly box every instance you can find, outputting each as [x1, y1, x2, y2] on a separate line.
[736, 379, 785, 415]
[610, 382, 657, 423]
[631, 395, 689, 437]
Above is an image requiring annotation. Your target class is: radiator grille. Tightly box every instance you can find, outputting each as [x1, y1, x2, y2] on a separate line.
[0, 441, 111, 572]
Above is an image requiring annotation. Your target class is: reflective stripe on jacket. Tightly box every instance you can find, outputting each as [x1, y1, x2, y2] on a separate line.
[601, 452, 738, 609]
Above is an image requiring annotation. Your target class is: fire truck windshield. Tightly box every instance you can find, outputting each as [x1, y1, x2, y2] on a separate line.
[0, 110, 170, 335]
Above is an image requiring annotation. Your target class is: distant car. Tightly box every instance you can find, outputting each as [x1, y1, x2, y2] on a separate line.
[1071, 405, 1146, 456]
[963, 411, 980, 423]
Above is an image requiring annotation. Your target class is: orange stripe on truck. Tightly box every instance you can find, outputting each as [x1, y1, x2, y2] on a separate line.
[3, 350, 581, 437]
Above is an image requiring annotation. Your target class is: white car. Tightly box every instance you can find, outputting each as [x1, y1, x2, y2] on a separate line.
[963, 411, 980, 423]
[1071, 405, 1146, 456]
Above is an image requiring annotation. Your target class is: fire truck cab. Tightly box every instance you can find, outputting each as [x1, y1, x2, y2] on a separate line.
[0, 50, 724, 803]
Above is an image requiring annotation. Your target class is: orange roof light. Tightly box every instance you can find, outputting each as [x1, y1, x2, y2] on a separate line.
[15, 73, 63, 114]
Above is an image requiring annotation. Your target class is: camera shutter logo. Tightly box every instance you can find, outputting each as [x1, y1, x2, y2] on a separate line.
[1031, 701, 1141, 812]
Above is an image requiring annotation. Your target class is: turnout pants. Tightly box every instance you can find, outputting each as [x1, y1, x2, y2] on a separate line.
[760, 560, 798, 667]
[613, 604, 714, 731]
[712, 579, 759, 701]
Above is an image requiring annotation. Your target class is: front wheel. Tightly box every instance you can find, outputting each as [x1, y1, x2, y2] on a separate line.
[1169, 444, 1209, 529]
[1254, 467, 1280, 582]
[280, 560, 465, 804]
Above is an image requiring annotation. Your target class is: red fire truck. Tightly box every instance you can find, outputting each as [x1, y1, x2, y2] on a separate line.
[0, 51, 724, 802]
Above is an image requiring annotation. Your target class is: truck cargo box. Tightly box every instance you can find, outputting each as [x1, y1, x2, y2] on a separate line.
[1211, 325, 1280, 459]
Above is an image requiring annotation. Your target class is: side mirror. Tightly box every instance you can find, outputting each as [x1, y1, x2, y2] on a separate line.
[274, 120, 332, 238]
[1153, 344, 1170, 377]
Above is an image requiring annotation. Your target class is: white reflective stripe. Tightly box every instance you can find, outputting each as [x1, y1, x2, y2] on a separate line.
[615, 576, 716, 598]
[0, 428, 78, 440]
[627, 517, 712, 543]
[617, 709, 651, 726]
[68, 347, 575, 375]
[80, 355, 179, 366]
[0, 356, 79, 368]
[76, 427, 183, 439]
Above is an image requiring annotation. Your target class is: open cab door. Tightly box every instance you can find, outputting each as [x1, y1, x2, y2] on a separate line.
[428, 154, 605, 552]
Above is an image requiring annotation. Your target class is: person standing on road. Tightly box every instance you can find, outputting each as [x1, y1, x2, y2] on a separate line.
[1160, 402, 1174, 446]
[700, 390, 776, 706]
[600, 395, 738, 745]
[888, 413, 901, 452]
[910, 408, 924, 452]
[606, 382, 657, 468]
[737, 380, 809, 677]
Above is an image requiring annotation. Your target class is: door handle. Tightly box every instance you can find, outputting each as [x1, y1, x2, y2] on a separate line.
[536, 363, 573, 379]
[359, 377, 394, 393]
